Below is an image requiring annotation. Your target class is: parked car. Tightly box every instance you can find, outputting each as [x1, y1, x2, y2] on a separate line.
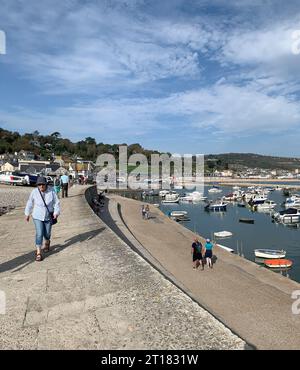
[0, 171, 27, 185]
[12, 172, 38, 186]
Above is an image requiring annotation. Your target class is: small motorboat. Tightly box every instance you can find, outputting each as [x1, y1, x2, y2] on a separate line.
[171, 215, 191, 222]
[239, 218, 254, 224]
[248, 195, 268, 206]
[214, 231, 233, 238]
[237, 202, 246, 207]
[161, 193, 180, 203]
[256, 200, 277, 210]
[208, 186, 222, 193]
[254, 249, 286, 259]
[273, 208, 300, 224]
[205, 200, 228, 211]
[169, 211, 188, 217]
[264, 259, 293, 269]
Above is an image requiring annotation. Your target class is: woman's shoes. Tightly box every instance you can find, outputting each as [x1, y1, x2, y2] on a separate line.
[43, 240, 50, 253]
[35, 252, 43, 262]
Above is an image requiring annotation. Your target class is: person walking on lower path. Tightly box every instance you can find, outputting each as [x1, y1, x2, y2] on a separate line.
[204, 238, 214, 269]
[25, 176, 60, 262]
[191, 238, 204, 270]
[145, 204, 150, 219]
[141, 205, 147, 219]
[60, 172, 70, 198]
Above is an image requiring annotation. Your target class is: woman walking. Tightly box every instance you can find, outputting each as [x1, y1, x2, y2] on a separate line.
[53, 175, 61, 198]
[204, 238, 214, 269]
[191, 238, 204, 270]
[25, 176, 60, 261]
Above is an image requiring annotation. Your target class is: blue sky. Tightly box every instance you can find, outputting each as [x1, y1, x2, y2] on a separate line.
[1, 0, 300, 156]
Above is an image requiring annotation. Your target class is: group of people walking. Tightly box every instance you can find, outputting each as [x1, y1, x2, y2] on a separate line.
[53, 173, 71, 198]
[141, 204, 150, 219]
[191, 238, 214, 270]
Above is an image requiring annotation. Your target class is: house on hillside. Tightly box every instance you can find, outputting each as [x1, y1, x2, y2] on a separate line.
[18, 160, 50, 174]
[68, 162, 94, 179]
[1, 161, 19, 172]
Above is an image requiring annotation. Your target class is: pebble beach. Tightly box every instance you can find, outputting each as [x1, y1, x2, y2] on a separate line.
[0, 185, 32, 216]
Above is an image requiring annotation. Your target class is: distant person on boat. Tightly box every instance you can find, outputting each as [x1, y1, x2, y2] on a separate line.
[204, 239, 214, 269]
[191, 238, 204, 270]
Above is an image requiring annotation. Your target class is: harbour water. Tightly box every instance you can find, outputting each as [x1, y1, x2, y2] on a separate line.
[146, 185, 300, 283]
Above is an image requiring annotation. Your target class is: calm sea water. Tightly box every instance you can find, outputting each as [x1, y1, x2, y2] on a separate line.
[142, 185, 300, 283]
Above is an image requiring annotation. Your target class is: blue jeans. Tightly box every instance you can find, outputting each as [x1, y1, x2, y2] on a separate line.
[33, 218, 52, 248]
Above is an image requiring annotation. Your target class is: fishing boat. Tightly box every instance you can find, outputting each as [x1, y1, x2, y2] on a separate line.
[284, 195, 300, 208]
[208, 186, 222, 193]
[256, 200, 277, 210]
[223, 193, 238, 201]
[264, 259, 293, 268]
[159, 190, 171, 197]
[161, 193, 180, 203]
[214, 231, 233, 238]
[239, 218, 254, 224]
[204, 199, 228, 211]
[169, 211, 188, 217]
[273, 208, 300, 224]
[254, 249, 286, 259]
[248, 194, 268, 206]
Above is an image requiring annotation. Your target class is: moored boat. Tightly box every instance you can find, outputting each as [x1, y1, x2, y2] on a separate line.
[169, 211, 188, 217]
[254, 249, 286, 259]
[273, 208, 300, 224]
[205, 199, 228, 211]
[161, 193, 180, 203]
[214, 231, 233, 238]
[256, 200, 277, 210]
[208, 186, 222, 193]
[239, 218, 254, 224]
[264, 259, 293, 268]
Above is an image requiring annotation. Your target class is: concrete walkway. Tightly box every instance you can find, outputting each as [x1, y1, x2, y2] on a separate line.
[107, 194, 300, 350]
[0, 186, 245, 349]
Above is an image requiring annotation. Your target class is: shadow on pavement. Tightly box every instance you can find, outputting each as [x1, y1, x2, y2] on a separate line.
[0, 227, 106, 274]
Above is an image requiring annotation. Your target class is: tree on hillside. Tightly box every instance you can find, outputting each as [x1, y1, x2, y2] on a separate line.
[51, 132, 61, 139]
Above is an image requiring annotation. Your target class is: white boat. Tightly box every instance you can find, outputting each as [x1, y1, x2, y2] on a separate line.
[179, 195, 193, 202]
[214, 231, 233, 238]
[254, 249, 286, 259]
[169, 211, 188, 217]
[159, 190, 170, 197]
[190, 191, 207, 200]
[232, 186, 241, 190]
[208, 186, 222, 193]
[284, 195, 300, 208]
[205, 199, 228, 211]
[256, 200, 277, 210]
[161, 193, 180, 203]
[248, 194, 268, 206]
[180, 191, 207, 202]
[273, 208, 300, 223]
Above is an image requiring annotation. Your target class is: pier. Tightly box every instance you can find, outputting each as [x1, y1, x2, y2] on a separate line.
[0, 185, 244, 349]
[105, 192, 300, 350]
